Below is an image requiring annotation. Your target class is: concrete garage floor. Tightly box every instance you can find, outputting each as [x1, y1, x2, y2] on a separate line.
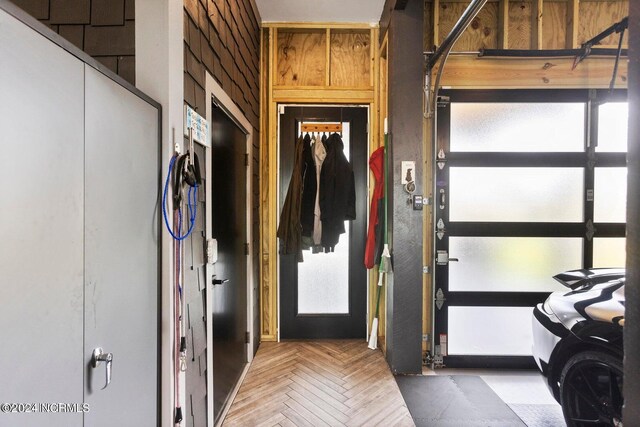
[424, 368, 566, 427]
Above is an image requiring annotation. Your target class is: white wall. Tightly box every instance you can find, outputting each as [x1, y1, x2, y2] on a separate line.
[135, 1, 185, 425]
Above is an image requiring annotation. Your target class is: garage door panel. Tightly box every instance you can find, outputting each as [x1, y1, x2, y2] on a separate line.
[449, 237, 583, 292]
[450, 102, 585, 152]
[596, 102, 628, 152]
[449, 167, 584, 222]
[594, 167, 627, 223]
[448, 306, 534, 356]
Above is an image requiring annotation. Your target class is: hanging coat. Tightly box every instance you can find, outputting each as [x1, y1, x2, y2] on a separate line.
[300, 134, 315, 242]
[320, 133, 356, 251]
[312, 135, 327, 249]
[277, 135, 305, 262]
[364, 146, 384, 269]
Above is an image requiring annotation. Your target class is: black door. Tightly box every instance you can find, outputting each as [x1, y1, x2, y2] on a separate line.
[210, 103, 248, 422]
[433, 89, 627, 368]
[279, 106, 368, 339]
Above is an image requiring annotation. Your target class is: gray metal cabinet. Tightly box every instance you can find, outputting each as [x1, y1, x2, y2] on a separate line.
[0, 5, 159, 427]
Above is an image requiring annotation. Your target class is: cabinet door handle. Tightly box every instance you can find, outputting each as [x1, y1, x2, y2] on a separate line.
[91, 347, 113, 389]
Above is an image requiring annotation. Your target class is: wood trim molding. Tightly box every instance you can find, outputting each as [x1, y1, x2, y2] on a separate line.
[437, 55, 629, 88]
[272, 88, 375, 102]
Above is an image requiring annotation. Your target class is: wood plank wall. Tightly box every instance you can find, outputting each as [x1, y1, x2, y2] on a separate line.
[422, 0, 629, 88]
[10, 0, 136, 84]
[260, 24, 380, 343]
[426, 0, 629, 51]
[183, 0, 262, 349]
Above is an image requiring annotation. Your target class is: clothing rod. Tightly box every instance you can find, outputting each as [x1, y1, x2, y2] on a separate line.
[301, 123, 342, 132]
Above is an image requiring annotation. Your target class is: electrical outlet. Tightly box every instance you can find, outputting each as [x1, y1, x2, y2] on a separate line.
[413, 194, 423, 210]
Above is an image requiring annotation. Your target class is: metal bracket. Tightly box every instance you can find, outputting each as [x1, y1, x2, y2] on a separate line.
[436, 218, 446, 240]
[435, 288, 446, 310]
[423, 266, 431, 274]
[438, 188, 446, 210]
[586, 220, 597, 241]
[437, 95, 450, 108]
[433, 351, 445, 368]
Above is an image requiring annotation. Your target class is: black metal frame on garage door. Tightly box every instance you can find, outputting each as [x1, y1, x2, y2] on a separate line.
[433, 89, 628, 369]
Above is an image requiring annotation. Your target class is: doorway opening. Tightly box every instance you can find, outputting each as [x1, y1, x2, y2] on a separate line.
[278, 105, 369, 339]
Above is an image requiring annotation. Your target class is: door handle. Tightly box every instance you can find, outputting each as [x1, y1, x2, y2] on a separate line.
[212, 278, 229, 285]
[91, 347, 113, 389]
[436, 251, 458, 265]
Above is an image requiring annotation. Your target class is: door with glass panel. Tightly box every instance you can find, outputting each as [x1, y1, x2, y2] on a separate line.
[279, 106, 368, 339]
[434, 90, 627, 368]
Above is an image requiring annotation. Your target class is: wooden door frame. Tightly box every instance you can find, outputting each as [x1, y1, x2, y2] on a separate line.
[204, 71, 255, 427]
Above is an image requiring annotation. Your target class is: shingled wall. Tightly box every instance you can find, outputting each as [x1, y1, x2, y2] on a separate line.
[183, 0, 261, 313]
[10, 0, 136, 85]
[183, 0, 261, 327]
[183, 0, 260, 130]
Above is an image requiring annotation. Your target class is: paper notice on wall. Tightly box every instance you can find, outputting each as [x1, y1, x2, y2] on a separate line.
[184, 105, 209, 146]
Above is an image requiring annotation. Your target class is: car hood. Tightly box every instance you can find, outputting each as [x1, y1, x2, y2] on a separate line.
[547, 277, 625, 331]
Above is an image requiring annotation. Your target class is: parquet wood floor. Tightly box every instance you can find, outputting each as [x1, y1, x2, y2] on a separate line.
[223, 340, 415, 427]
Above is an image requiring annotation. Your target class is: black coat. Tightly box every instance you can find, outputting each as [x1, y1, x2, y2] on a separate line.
[300, 134, 315, 238]
[319, 133, 356, 251]
[277, 135, 305, 261]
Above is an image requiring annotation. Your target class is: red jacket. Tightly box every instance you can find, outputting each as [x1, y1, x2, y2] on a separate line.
[364, 147, 384, 269]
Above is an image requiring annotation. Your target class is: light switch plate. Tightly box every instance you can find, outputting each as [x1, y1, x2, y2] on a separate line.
[401, 161, 416, 186]
[207, 239, 218, 264]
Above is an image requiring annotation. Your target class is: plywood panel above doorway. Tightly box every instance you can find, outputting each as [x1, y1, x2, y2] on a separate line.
[330, 30, 372, 87]
[277, 29, 326, 86]
[273, 25, 374, 89]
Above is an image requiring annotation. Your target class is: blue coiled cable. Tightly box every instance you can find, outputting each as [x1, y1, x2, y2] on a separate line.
[162, 154, 198, 241]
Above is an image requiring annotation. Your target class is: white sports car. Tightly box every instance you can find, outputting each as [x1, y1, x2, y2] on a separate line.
[532, 268, 625, 427]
